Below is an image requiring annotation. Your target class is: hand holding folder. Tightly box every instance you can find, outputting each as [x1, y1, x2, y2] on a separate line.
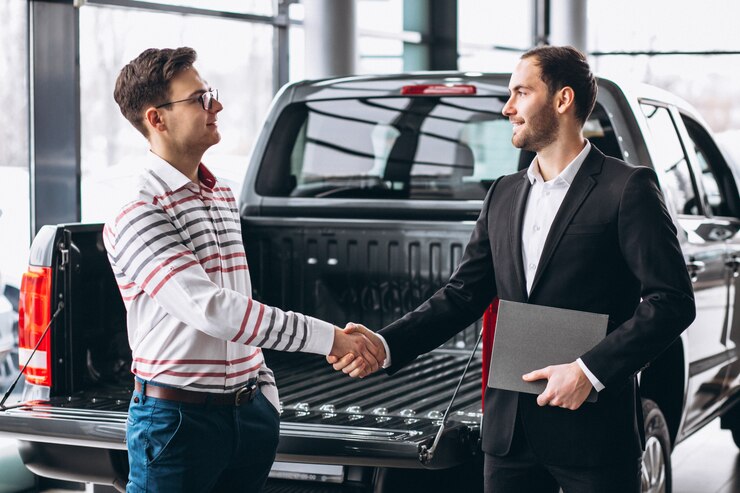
[487, 300, 608, 405]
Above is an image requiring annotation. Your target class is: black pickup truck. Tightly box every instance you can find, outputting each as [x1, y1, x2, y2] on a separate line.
[2, 73, 740, 493]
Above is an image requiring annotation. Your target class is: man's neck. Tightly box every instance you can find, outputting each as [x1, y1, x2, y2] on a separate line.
[535, 132, 587, 182]
[150, 143, 203, 184]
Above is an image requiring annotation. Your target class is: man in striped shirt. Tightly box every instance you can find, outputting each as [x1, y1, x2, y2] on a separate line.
[105, 47, 382, 493]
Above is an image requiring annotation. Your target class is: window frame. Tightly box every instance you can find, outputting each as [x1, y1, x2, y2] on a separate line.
[678, 112, 740, 220]
[638, 99, 705, 218]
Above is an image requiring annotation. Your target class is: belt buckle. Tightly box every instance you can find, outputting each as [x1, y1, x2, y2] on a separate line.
[234, 383, 257, 406]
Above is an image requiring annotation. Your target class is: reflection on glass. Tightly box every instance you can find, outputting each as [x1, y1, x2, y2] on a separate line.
[259, 97, 618, 201]
[641, 104, 699, 215]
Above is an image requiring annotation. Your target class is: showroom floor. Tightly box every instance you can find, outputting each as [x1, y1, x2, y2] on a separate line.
[673, 419, 740, 493]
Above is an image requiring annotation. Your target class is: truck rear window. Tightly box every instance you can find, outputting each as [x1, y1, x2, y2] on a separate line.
[257, 96, 620, 201]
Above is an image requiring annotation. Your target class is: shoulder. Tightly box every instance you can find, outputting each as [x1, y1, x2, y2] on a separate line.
[105, 178, 164, 234]
[597, 152, 657, 188]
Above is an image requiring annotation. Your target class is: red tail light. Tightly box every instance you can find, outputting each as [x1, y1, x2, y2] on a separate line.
[18, 266, 53, 386]
[401, 84, 477, 95]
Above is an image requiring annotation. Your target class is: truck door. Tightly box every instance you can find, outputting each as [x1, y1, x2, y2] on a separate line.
[680, 114, 740, 400]
[640, 102, 731, 429]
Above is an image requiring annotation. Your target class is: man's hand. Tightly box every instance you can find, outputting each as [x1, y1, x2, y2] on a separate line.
[327, 323, 386, 378]
[522, 361, 593, 410]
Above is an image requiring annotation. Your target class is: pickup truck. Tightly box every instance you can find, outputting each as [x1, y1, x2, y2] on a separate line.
[1, 72, 740, 493]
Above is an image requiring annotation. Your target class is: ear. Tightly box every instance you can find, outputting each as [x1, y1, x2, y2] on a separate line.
[555, 86, 576, 115]
[144, 107, 167, 133]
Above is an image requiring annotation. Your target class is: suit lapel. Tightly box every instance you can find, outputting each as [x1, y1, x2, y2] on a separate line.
[509, 176, 531, 301]
[528, 148, 605, 297]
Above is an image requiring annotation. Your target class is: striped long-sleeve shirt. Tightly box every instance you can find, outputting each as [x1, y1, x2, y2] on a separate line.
[103, 152, 335, 410]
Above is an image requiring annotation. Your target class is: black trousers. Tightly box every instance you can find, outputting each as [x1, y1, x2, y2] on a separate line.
[483, 416, 641, 493]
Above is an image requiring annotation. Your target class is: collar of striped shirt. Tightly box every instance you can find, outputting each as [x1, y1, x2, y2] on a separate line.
[145, 150, 217, 191]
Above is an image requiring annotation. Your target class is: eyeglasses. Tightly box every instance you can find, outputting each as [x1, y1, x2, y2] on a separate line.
[155, 89, 219, 111]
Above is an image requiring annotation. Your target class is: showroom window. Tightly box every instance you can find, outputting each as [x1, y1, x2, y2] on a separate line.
[457, 0, 531, 72]
[79, 4, 274, 222]
[0, 0, 30, 289]
[289, 0, 422, 79]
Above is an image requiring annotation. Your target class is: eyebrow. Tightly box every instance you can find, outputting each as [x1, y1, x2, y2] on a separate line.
[509, 84, 532, 93]
[187, 88, 208, 98]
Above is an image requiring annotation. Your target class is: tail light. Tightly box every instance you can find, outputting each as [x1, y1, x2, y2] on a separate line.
[18, 266, 53, 386]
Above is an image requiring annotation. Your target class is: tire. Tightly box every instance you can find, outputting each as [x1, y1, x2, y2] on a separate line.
[641, 398, 672, 493]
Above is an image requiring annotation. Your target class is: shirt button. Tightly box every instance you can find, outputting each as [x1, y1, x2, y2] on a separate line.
[533, 225, 540, 231]
[545, 191, 551, 196]
[529, 263, 536, 270]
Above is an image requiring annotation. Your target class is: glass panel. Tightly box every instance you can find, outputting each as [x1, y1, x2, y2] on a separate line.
[358, 0, 403, 35]
[289, 25, 306, 82]
[127, 0, 273, 16]
[458, 0, 532, 48]
[588, 0, 740, 53]
[682, 115, 736, 217]
[641, 104, 699, 215]
[358, 37, 404, 74]
[458, 49, 521, 73]
[0, 0, 30, 289]
[79, 6, 274, 222]
[258, 97, 618, 201]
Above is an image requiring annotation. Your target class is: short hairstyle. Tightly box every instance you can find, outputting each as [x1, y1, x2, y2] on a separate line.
[521, 45, 597, 126]
[113, 47, 197, 137]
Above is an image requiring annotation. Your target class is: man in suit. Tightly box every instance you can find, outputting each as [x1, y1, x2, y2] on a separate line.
[329, 45, 696, 492]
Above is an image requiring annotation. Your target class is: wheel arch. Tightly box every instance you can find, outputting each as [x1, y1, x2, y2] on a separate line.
[638, 336, 688, 446]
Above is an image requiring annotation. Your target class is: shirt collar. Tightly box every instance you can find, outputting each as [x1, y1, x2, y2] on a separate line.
[145, 151, 217, 191]
[526, 140, 592, 186]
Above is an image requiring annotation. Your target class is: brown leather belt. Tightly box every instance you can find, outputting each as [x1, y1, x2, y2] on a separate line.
[134, 380, 259, 406]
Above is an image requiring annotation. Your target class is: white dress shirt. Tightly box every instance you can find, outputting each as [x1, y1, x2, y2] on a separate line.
[522, 141, 604, 391]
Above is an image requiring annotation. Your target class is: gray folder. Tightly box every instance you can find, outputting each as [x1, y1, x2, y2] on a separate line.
[487, 300, 608, 403]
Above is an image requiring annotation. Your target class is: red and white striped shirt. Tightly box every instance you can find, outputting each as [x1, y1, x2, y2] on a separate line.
[103, 152, 335, 410]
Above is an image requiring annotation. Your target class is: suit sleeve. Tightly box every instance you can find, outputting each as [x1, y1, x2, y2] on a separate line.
[580, 167, 696, 387]
[378, 179, 500, 373]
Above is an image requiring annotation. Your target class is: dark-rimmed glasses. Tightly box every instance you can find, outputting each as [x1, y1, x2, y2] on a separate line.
[155, 89, 218, 111]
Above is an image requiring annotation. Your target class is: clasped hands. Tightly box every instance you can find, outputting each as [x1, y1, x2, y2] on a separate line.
[327, 323, 384, 378]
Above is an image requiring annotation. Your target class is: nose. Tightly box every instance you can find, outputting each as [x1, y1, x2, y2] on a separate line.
[502, 96, 515, 117]
[210, 98, 223, 114]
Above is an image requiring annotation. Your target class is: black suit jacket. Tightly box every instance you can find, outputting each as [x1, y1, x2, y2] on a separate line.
[378, 146, 696, 466]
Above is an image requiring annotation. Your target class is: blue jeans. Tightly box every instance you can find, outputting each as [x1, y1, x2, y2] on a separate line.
[126, 380, 280, 493]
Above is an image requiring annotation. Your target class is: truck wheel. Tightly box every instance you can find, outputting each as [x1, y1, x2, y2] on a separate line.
[642, 398, 672, 493]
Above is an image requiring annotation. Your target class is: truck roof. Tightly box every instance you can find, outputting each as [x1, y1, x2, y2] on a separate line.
[284, 71, 706, 124]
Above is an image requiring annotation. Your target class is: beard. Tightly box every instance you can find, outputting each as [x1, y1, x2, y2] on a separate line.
[511, 102, 559, 152]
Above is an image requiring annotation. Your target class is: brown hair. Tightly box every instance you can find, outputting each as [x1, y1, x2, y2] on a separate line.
[521, 45, 597, 126]
[113, 47, 197, 137]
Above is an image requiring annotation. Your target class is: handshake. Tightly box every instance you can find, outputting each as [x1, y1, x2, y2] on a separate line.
[327, 323, 386, 378]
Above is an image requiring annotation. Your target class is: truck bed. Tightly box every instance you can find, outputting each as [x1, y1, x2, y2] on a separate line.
[0, 349, 482, 469]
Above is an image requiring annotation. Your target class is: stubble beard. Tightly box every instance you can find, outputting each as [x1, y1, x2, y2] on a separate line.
[511, 103, 559, 152]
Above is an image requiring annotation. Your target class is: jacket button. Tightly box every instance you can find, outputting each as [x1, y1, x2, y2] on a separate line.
[133, 396, 140, 404]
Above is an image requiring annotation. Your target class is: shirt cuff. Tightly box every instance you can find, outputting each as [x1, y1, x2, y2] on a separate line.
[577, 358, 605, 392]
[304, 317, 336, 355]
[374, 332, 392, 368]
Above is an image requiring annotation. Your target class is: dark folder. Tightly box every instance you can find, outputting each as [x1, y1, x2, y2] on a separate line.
[487, 300, 608, 403]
